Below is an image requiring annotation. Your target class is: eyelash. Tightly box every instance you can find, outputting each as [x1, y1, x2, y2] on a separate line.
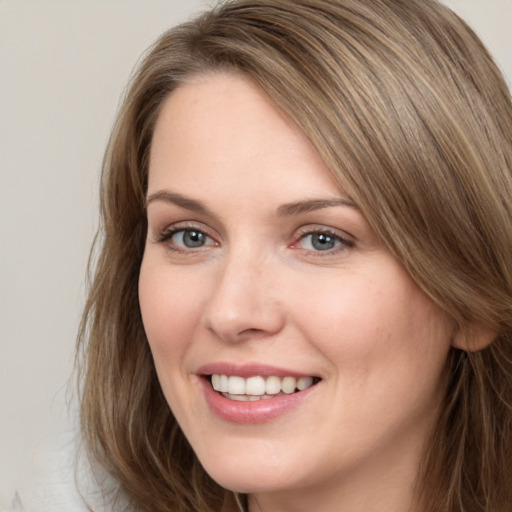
[155, 225, 355, 256]
[156, 224, 217, 253]
[292, 228, 355, 255]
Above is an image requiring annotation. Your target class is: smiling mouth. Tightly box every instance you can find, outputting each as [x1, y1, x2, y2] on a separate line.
[208, 374, 321, 401]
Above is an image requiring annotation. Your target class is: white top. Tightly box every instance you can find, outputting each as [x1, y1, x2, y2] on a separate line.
[2, 430, 126, 512]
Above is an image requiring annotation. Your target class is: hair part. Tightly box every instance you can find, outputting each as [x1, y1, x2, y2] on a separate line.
[77, 1, 512, 510]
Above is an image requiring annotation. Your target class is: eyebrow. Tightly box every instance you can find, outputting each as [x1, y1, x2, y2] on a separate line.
[277, 198, 357, 216]
[146, 190, 357, 216]
[146, 191, 214, 216]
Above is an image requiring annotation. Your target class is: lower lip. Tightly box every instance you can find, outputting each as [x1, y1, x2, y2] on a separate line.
[200, 377, 317, 424]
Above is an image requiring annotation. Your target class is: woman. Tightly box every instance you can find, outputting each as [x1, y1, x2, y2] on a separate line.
[77, 0, 512, 511]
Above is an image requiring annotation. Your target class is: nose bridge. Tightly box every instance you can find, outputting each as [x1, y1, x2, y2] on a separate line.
[202, 243, 284, 341]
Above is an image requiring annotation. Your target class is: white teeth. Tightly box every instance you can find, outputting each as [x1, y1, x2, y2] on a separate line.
[228, 376, 245, 395]
[281, 376, 296, 394]
[219, 374, 229, 392]
[297, 376, 313, 390]
[246, 376, 266, 395]
[210, 374, 316, 398]
[265, 376, 281, 395]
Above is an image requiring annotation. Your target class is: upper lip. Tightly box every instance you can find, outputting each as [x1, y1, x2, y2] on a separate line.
[197, 362, 318, 379]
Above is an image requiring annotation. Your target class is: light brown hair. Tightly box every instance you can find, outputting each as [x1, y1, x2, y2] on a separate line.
[77, 1, 512, 510]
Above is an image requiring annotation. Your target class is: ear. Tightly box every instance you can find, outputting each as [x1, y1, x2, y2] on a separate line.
[452, 323, 497, 352]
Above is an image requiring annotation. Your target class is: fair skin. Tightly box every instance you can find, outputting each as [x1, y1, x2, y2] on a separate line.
[139, 73, 454, 512]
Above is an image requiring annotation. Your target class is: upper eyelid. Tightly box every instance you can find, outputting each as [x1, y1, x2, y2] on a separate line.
[165, 226, 213, 238]
[158, 221, 215, 235]
[153, 222, 217, 245]
[294, 224, 355, 241]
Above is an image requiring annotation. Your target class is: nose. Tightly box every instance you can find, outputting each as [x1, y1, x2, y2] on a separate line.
[201, 251, 285, 343]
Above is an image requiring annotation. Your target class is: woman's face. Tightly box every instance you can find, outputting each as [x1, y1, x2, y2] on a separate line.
[139, 73, 454, 509]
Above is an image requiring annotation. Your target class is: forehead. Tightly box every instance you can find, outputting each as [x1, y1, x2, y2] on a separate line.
[148, 72, 343, 202]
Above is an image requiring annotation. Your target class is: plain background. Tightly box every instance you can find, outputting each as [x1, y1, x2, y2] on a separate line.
[0, 0, 511, 507]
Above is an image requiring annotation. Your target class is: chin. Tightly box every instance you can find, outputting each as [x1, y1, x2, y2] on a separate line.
[207, 467, 294, 495]
[194, 441, 302, 494]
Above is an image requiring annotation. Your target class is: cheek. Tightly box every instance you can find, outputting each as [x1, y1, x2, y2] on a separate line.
[291, 269, 395, 355]
[293, 264, 453, 393]
[138, 258, 205, 361]
[297, 273, 453, 457]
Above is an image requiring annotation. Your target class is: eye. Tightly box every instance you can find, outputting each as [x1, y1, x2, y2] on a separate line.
[301, 232, 340, 251]
[294, 229, 354, 253]
[174, 229, 210, 248]
[158, 227, 216, 250]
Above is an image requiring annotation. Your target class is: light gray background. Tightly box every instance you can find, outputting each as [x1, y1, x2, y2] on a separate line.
[1, 0, 511, 507]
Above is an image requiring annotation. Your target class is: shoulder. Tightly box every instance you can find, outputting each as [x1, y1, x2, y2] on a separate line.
[5, 430, 130, 512]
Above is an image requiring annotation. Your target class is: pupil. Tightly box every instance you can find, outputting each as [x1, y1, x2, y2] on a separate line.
[312, 233, 335, 251]
[183, 230, 205, 248]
